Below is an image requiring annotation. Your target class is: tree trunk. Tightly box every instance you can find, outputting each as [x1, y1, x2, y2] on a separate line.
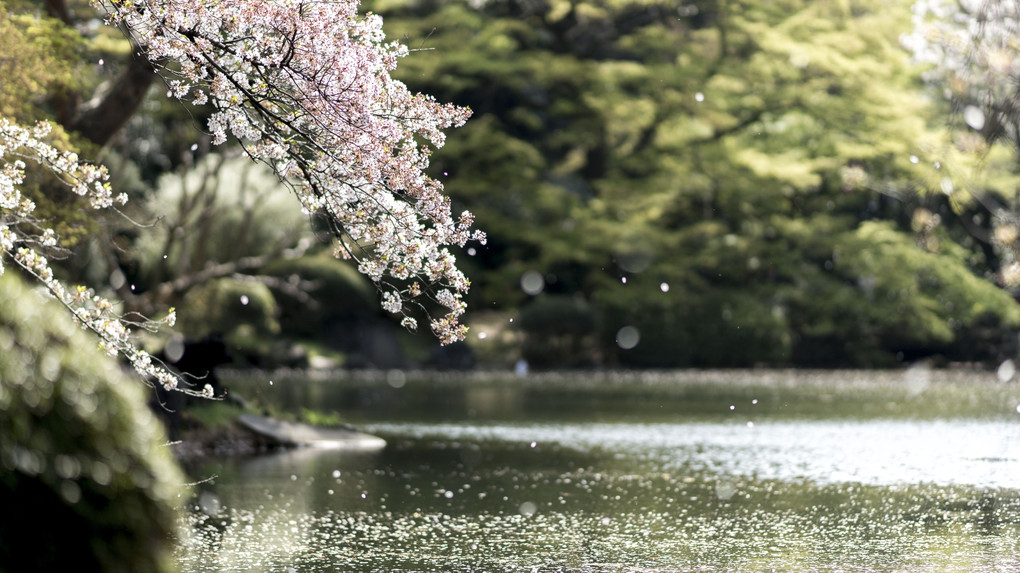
[70, 45, 158, 146]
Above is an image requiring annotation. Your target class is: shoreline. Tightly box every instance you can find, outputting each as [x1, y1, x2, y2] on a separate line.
[168, 423, 278, 462]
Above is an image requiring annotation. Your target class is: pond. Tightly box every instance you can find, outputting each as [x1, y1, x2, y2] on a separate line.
[176, 368, 1020, 571]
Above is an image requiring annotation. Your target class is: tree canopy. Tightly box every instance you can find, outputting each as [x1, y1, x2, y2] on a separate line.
[372, 0, 1020, 367]
[3, 0, 1019, 371]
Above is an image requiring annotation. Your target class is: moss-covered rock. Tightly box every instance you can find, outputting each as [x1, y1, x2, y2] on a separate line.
[0, 273, 182, 572]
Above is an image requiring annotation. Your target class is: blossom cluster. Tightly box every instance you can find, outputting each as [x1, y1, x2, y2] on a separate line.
[0, 117, 204, 395]
[904, 0, 1020, 130]
[904, 0, 1020, 285]
[96, 0, 485, 342]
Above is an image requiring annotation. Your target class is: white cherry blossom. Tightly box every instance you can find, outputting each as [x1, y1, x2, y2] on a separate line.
[0, 118, 190, 394]
[95, 0, 485, 341]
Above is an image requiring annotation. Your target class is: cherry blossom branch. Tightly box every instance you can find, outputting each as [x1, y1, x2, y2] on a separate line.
[94, 0, 485, 343]
[0, 117, 209, 397]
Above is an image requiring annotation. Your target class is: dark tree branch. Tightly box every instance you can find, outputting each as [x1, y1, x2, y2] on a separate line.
[43, 0, 74, 26]
[155, 239, 313, 302]
[230, 273, 322, 310]
[687, 107, 771, 147]
[70, 44, 158, 146]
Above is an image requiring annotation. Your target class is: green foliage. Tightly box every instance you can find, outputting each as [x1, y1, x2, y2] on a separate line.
[518, 295, 600, 367]
[369, 0, 1020, 367]
[0, 272, 181, 572]
[1, 0, 192, 263]
[299, 408, 346, 428]
[129, 153, 310, 288]
[4, 0, 1016, 370]
[264, 253, 379, 338]
[596, 278, 791, 367]
[178, 278, 280, 346]
[0, 3, 112, 247]
[781, 221, 1020, 365]
[112, 153, 351, 363]
[0, 4, 80, 123]
[106, 149, 406, 366]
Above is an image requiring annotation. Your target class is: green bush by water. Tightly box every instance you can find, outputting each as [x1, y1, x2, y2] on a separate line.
[0, 273, 183, 572]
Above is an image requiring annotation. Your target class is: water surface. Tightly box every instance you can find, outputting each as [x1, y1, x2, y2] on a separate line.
[177, 369, 1020, 571]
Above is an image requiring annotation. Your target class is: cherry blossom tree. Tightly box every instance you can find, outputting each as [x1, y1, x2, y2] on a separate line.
[0, 0, 483, 392]
[98, 0, 485, 342]
[904, 0, 1020, 287]
[904, 0, 1020, 142]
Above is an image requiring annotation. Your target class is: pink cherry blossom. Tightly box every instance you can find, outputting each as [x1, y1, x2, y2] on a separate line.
[96, 0, 485, 342]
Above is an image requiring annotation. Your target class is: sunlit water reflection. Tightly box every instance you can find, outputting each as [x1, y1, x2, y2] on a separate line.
[374, 419, 1020, 488]
[176, 371, 1020, 571]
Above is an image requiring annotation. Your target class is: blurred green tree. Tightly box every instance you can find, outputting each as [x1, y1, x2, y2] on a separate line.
[375, 0, 1020, 366]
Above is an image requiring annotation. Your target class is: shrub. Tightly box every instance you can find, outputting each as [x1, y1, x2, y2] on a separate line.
[0, 273, 182, 572]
